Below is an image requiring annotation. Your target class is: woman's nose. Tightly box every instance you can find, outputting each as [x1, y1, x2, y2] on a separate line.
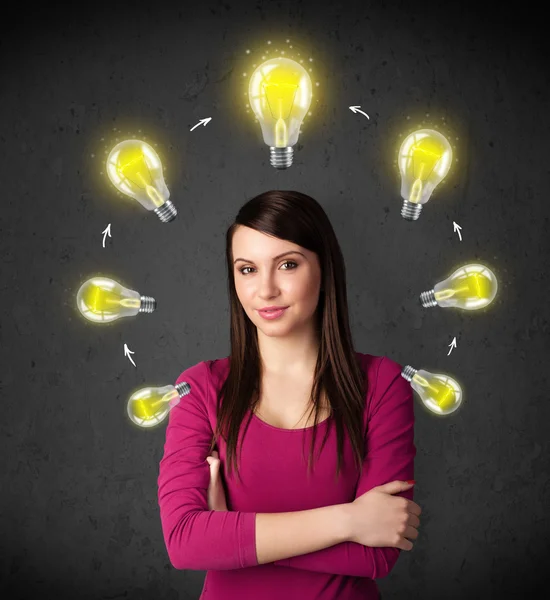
[258, 275, 279, 296]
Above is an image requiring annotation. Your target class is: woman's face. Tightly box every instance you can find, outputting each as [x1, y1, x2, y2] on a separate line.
[232, 226, 322, 337]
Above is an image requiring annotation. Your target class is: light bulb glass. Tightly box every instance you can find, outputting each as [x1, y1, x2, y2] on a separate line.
[398, 128, 453, 220]
[76, 276, 156, 323]
[127, 381, 191, 428]
[403, 366, 463, 416]
[421, 263, 498, 310]
[106, 139, 177, 222]
[127, 385, 179, 428]
[248, 57, 313, 168]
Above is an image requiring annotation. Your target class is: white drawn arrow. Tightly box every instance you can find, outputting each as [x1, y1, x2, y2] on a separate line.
[190, 117, 212, 132]
[349, 106, 370, 119]
[447, 337, 457, 356]
[453, 221, 463, 242]
[124, 343, 136, 367]
[102, 223, 112, 248]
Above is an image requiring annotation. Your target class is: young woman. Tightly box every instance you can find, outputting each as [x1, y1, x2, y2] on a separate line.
[158, 190, 421, 600]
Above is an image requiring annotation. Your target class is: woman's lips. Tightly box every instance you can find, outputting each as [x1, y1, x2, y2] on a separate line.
[257, 307, 288, 320]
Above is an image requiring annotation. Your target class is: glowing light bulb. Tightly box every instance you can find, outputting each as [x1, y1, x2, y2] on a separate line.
[420, 263, 498, 310]
[398, 128, 453, 220]
[106, 139, 177, 222]
[127, 381, 191, 428]
[248, 57, 313, 169]
[401, 365, 463, 416]
[76, 276, 156, 323]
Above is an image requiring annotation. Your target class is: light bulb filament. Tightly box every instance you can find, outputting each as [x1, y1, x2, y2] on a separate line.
[90, 288, 141, 311]
[145, 184, 164, 207]
[118, 157, 153, 188]
[117, 158, 165, 207]
[119, 298, 142, 309]
[277, 97, 283, 119]
[414, 374, 435, 391]
[264, 82, 298, 119]
[414, 160, 431, 180]
[410, 179, 423, 203]
[135, 171, 149, 187]
[275, 118, 287, 146]
[413, 374, 457, 411]
[92, 287, 119, 310]
[131, 172, 164, 207]
[435, 284, 474, 301]
[149, 392, 175, 410]
[415, 147, 441, 160]
[435, 272, 494, 304]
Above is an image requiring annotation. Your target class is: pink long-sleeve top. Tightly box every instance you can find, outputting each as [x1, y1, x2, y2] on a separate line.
[158, 351, 416, 600]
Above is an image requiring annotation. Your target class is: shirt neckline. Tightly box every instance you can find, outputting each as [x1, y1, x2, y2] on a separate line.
[250, 410, 333, 433]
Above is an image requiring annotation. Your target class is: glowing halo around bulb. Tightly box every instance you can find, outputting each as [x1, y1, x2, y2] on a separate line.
[420, 263, 498, 311]
[398, 128, 453, 220]
[248, 57, 313, 169]
[106, 139, 177, 222]
[402, 365, 463, 416]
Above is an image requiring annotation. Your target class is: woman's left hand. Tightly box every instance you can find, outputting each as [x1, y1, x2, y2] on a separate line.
[206, 450, 228, 511]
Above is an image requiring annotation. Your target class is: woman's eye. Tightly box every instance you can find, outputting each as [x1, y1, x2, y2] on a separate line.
[239, 261, 297, 275]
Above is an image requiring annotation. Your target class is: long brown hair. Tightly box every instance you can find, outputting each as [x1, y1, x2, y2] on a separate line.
[208, 190, 368, 485]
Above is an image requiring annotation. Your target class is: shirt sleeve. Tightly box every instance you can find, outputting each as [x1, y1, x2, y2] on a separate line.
[157, 361, 258, 571]
[272, 356, 416, 579]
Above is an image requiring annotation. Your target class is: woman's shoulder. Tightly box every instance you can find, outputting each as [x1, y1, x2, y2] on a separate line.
[355, 351, 405, 383]
[206, 356, 230, 380]
[174, 356, 229, 385]
[201, 356, 231, 392]
[356, 352, 403, 374]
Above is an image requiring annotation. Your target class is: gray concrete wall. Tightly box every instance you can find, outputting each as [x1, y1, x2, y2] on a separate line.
[1, 0, 548, 598]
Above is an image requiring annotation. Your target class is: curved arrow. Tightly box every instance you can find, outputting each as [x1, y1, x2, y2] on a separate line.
[349, 105, 370, 119]
[190, 117, 212, 132]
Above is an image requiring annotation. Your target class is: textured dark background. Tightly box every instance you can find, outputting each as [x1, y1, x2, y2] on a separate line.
[1, 0, 549, 598]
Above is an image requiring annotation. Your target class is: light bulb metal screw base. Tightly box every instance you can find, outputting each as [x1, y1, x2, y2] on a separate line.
[401, 365, 418, 382]
[420, 289, 437, 308]
[175, 381, 191, 397]
[401, 200, 422, 221]
[139, 296, 157, 313]
[270, 147, 293, 169]
[155, 200, 177, 223]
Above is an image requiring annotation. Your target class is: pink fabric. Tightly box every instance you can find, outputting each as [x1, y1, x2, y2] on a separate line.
[158, 352, 416, 599]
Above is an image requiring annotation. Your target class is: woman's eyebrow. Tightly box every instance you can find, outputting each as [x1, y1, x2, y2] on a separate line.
[233, 251, 306, 264]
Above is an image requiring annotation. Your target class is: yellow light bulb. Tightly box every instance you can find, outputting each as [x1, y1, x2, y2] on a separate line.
[398, 128, 453, 220]
[106, 139, 177, 222]
[248, 57, 313, 169]
[76, 276, 156, 323]
[127, 381, 191, 428]
[420, 263, 498, 310]
[402, 365, 463, 416]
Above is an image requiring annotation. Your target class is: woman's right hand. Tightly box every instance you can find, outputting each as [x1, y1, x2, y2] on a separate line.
[344, 480, 421, 551]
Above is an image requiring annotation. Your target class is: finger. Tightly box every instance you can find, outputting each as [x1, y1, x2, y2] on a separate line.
[404, 525, 419, 541]
[407, 501, 422, 516]
[207, 458, 220, 473]
[398, 537, 414, 551]
[408, 514, 420, 529]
